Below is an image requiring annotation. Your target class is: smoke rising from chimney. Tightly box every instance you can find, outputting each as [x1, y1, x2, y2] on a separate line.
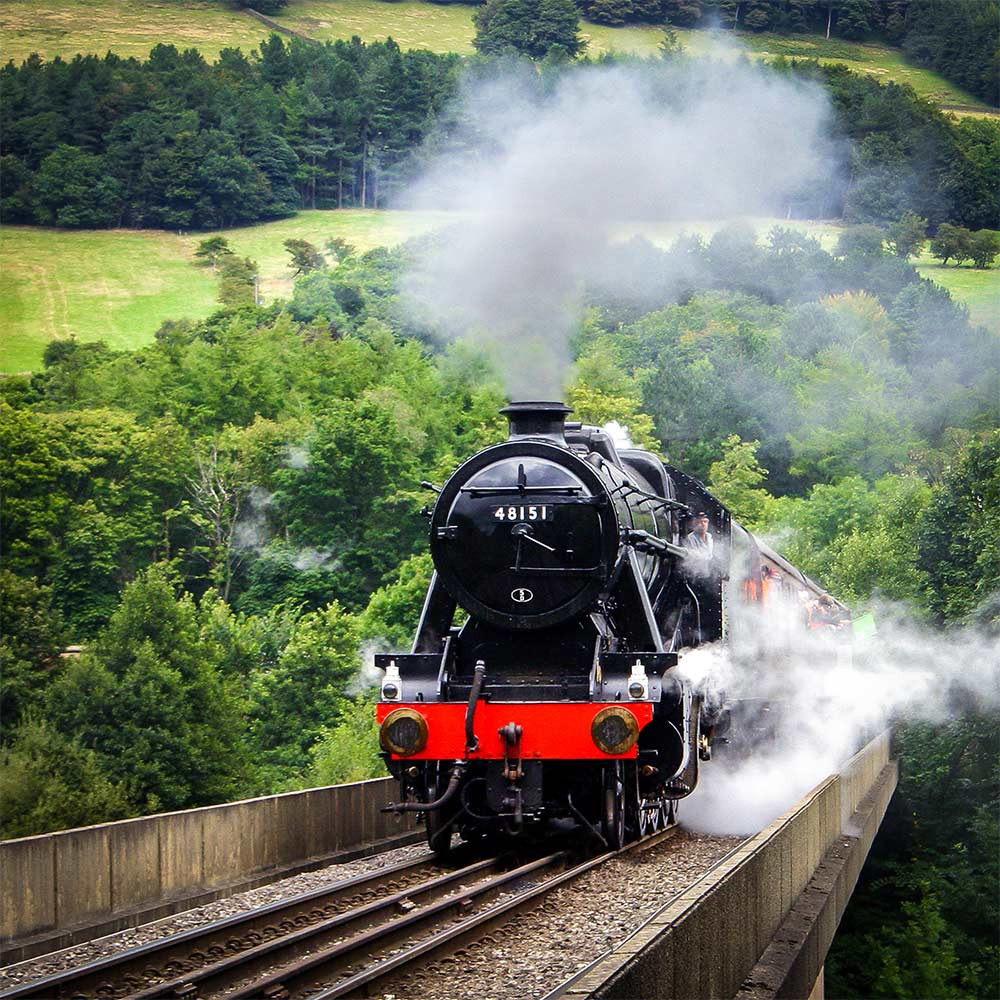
[399, 55, 834, 396]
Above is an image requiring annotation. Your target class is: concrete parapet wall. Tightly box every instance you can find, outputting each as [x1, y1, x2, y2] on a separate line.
[1, 778, 416, 959]
[561, 730, 894, 1000]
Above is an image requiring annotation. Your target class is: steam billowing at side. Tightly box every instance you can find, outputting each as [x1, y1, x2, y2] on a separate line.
[677, 601, 1000, 836]
[399, 57, 834, 397]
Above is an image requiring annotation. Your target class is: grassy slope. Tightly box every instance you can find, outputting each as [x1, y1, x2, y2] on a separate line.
[3, 213, 996, 374]
[2, 1, 993, 113]
[0, 0, 272, 62]
[912, 255, 1000, 331]
[0, 211, 448, 373]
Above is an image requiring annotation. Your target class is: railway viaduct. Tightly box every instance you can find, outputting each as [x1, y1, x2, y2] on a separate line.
[1, 731, 896, 999]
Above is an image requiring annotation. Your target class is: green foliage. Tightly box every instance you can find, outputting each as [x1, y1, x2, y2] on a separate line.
[830, 718, 999, 999]
[707, 435, 774, 530]
[836, 224, 886, 258]
[0, 571, 65, 729]
[929, 223, 973, 266]
[0, 37, 460, 228]
[968, 229, 1000, 270]
[358, 553, 434, 648]
[869, 887, 968, 999]
[0, 717, 134, 839]
[918, 430, 1000, 626]
[0, 403, 189, 634]
[567, 342, 658, 450]
[823, 474, 931, 606]
[45, 566, 251, 811]
[284, 238, 326, 276]
[194, 236, 235, 269]
[886, 211, 927, 259]
[473, 0, 586, 59]
[218, 256, 259, 306]
[309, 695, 386, 786]
[902, 0, 1000, 105]
[247, 600, 362, 773]
[31, 145, 122, 228]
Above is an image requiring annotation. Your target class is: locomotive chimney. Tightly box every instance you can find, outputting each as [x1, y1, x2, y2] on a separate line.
[501, 401, 572, 445]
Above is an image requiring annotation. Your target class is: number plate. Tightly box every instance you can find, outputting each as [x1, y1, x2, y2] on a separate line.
[491, 504, 550, 522]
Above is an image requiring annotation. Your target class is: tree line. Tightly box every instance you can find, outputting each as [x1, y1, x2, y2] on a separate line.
[569, 0, 998, 105]
[2, 34, 998, 231]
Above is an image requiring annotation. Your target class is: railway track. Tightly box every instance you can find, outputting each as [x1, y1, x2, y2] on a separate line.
[3, 828, 679, 1000]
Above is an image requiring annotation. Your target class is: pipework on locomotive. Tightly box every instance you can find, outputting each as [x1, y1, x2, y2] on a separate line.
[377, 401, 847, 851]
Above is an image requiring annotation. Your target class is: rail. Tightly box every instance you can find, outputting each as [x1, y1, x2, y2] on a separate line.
[1, 777, 418, 964]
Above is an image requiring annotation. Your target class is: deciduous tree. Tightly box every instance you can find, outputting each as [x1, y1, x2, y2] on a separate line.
[284, 238, 326, 276]
[194, 236, 235, 270]
[928, 223, 973, 266]
[886, 211, 928, 259]
[968, 229, 1000, 269]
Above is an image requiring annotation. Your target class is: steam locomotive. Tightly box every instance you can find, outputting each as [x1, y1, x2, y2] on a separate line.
[377, 402, 845, 851]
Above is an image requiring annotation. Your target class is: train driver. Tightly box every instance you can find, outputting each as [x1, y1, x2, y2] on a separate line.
[683, 511, 714, 557]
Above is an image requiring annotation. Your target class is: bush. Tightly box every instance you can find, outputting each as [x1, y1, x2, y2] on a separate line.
[309, 697, 386, 786]
[0, 718, 133, 838]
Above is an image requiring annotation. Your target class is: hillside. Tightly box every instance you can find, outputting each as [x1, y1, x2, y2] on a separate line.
[3, 213, 997, 374]
[1, 0, 993, 114]
[0, 211, 447, 373]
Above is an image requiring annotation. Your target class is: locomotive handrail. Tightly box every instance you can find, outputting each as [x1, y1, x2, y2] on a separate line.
[459, 485, 584, 496]
[465, 660, 487, 752]
[609, 483, 691, 513]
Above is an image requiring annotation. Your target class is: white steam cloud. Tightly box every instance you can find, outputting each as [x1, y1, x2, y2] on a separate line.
[350, 639, 392, 696]
[677, 599, 1000, 836]
[400, 57, 833, 396]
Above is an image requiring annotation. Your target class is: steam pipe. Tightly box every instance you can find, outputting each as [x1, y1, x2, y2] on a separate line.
[382, 761, 466, 813]
[465, 660, 486, 752]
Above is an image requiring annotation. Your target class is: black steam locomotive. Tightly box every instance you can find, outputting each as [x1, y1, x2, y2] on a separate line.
[377, 402, 844, 851]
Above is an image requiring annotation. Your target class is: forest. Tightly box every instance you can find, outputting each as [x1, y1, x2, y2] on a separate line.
[2, 30, 998, 230]
[1, 12, 997, 999]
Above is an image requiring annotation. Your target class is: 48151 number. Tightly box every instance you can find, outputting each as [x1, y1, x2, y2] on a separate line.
[492, 505, 550, 521]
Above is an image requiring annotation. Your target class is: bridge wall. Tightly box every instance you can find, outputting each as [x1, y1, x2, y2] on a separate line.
[1, 777, 418, 963]
[560, 731, 896, 1000]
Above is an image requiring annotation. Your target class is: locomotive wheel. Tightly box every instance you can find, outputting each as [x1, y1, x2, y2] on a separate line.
[602, 762, 626, 850]
[659, 798, 671, 829]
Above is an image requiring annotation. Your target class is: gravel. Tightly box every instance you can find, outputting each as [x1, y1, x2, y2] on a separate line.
[0, 842, 432, 992]
[1, 830, 741, 1000]
[369, 829, 743, 1000]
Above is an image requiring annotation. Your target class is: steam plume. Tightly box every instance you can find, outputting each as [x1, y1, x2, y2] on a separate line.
[678, 599, 1000, 835]
[400, 56, 833, 396]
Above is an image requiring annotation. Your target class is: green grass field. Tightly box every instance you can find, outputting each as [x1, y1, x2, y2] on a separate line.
[0, 211, 449, 373]
[913, 254, 1000, 332]
[731, 31, 994, 113]
[0, 0, 273, 62]
[3, 213, 996, 374]
[2, 1, 992, 115]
